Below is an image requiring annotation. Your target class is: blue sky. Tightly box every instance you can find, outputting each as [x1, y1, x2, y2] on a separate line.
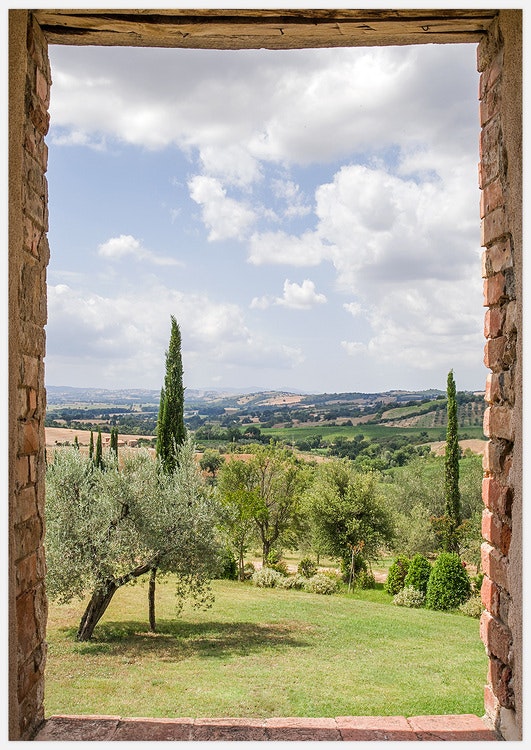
[44, 40, 485, 394]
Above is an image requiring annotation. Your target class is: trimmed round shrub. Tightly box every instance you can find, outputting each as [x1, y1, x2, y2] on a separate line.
[298, 557, 318, 578]
[304, 573, 339, 595]
[278, 574, 306, 590]
[251, 567, 284, 588]
[403, 553, 432, 595]
[425, 552, 472, 610]
[393, 586, 426, 608]
[385, 555, 411, 595]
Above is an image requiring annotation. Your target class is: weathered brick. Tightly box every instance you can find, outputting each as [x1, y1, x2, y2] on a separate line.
[482, 575, 501, 618]
[13, 516, 44, 563]
[17, 643, 46, 706]
[16, 553, 38, 597]
[479, 81, 501, 128]
[16, 456, 31, 489]
[16, 591, 39, 662]
[21, 354, 39, 389]
[485, 373, 501, 403]
[480, 610, 512, 665]
[481, 239, 513, 277]
[480, 177, 503, 218]
[484, 306, 503, 338]
[483, 272, 506, 306]
[483, 404, 514, 441]
[483, 337, 505, 370]
[481, 543, 509, 593]
[489, 659, 514, 709]
[14, 486, 37, 526]
[504, 299, 517, 334]
[478, 45, 503, 92]
[482, 476, 513, 517]
[19, 420, 40, 456]
[481, 207, 508, 247]
[483, 683, 500, 722]
[479, 117, 502, 188]
[483, 441, 498, 473]
[35, 67, 50, 108]
[482, 509, 511, 555]
[482, 439, 510, 474]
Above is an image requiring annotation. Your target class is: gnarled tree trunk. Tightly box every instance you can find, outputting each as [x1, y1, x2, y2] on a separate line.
[76, 559, 156, 641]
[77, 580, 118, 641]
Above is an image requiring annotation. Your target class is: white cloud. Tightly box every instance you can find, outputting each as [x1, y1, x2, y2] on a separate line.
[343, 302, 363, 317]
[276, 279, 327, 310]
[98, 234, 181, 266]
[46, 281, 302, 389]
[251, 279, 326, 311]
[199, 145, 262, 187]
[271, 179, 311, 218]
[188, 176, 256, 241]
[49, 44, 477, 173]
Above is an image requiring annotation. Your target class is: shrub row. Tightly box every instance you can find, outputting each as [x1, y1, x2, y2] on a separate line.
[388, 552, 480, 616]
[252, 568, 339, 594]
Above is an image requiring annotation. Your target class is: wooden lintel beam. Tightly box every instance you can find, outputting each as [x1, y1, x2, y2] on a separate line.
[34, 10, 498, 49]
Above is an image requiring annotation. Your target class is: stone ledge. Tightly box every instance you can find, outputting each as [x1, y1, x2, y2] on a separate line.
[32, 713, 498, 741]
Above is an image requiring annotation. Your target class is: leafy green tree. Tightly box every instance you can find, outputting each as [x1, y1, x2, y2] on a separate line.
[217, 459, 260, 580]
[156, 315, 186, 475]
[303, 459, 393, 575]
[199, 450, 225, 481]
[444, 370, 461, 552]
[45, 440, 220, 641]
[249, 446, 309, 565]
[218, 445, 308, 567]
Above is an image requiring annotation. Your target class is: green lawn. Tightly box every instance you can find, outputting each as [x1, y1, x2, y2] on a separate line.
[45, 577, 487, 719]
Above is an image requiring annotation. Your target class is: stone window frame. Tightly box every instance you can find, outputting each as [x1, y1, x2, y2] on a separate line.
[8, 9, 522, 741]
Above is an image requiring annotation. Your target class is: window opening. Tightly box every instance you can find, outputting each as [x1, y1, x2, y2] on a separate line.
[43, 40, 487, 720]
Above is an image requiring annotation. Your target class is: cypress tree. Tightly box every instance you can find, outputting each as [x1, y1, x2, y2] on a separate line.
[156, 316, 186, 474]
[110, 427, 118, 458]
[444, 370, 461, 552]
[94, 428, 103, 469]
[89, 430, 94, 460]
[152, 316, 187, 630]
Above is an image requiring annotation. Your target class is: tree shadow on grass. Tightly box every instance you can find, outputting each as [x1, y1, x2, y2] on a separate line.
[65, 619, 313, 662]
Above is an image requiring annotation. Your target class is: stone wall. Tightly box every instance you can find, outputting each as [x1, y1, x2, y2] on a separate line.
[8, 8, 522, 742]
[477, 10, 522, 741]
[8, 10, 50, 741]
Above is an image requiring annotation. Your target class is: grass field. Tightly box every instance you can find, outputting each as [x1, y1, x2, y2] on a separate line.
[45, 577, 487, 719]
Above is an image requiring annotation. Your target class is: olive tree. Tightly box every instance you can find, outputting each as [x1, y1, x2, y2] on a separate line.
[45, 440, 220, 641]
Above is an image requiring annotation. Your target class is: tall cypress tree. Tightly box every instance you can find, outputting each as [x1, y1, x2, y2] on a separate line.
[151, 316, 187, 630]
[94, 428, 103, 469]
[156, 316, 186, 474]
[89, 430, 94, 460]
[444, 370, 461, 552]
[110, 427, 118, 458]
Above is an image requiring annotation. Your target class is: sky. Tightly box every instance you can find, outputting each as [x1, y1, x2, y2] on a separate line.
[44, 36, 487, 395]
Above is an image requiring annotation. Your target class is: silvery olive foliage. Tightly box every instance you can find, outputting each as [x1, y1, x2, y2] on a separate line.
[45, 439, 221, 635]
